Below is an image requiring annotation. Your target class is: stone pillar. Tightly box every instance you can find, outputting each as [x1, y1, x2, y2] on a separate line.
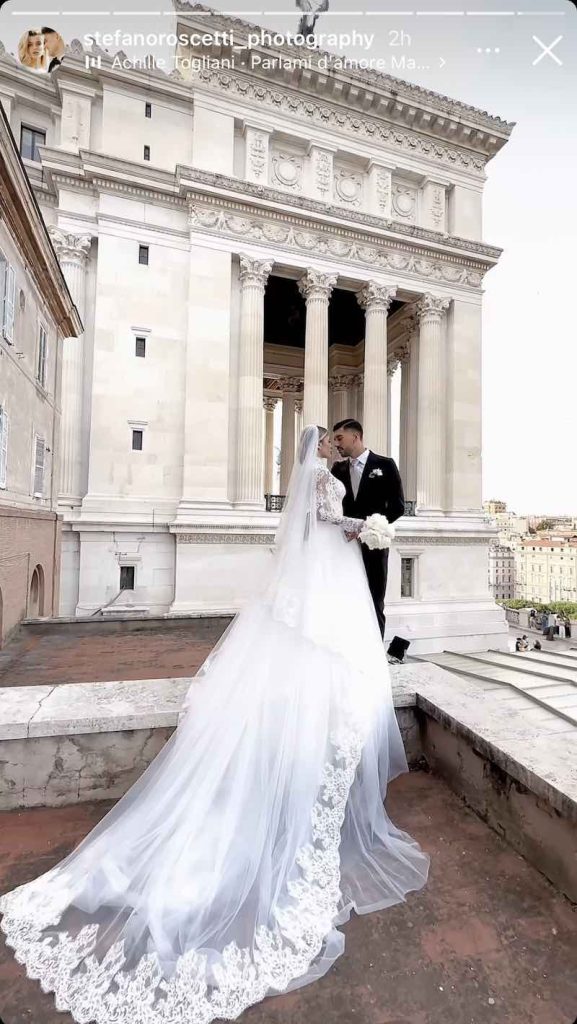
[49, 229, 91, 507]
[295, 398, 304, 441]
[357, 282, 397, 454]
[329, 374, 351, 428]
[416, 293, 451, 511]
[299, 269, 337, 427]
[352, 373, 364, 423]
[398, 342, 411, 489]
[387, 357, 399, 458]
[279, 378, 300, 494]
[263, 396, 277, 495]
[236, 255, 272, 506]
[402, 315, 419, 503]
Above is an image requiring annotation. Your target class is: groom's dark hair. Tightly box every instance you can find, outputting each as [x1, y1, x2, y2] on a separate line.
[333, 418, 363, 439]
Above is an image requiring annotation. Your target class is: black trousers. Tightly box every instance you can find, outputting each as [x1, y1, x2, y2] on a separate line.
[361, 546, 389, 639]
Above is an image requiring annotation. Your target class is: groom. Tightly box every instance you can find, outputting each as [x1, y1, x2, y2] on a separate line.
[332, 419, 405, 638]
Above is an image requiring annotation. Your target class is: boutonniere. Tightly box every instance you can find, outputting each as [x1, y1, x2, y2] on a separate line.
[369, 468, 383, 478]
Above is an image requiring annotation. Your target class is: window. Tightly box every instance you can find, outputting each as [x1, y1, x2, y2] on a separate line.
[401, 557, 415, 599]
[20, 125, 46, 162]
[139, 245, 149, 265]
[132, 429, 143, 451]
[143, 145, 150, 161]
[120, 566, 135, 591]
[145, 102, 152, 118]
[0, 251, 15, 342]
[37, 323, 47, 387]
[33, 436, 45, 497]
[0, 405, 8, 488]
[135, 336, 146, 358]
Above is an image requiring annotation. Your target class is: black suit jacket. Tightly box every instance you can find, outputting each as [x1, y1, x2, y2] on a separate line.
[331, 451, 405, 524]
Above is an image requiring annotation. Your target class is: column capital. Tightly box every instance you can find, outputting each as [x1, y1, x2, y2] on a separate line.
[278, 375, 303, 394]
[416, 293, 451, 321]
[294, 398, 303, 414]
[48, 227, 91, 265]
[396, 343, 411, 364]
[298, 268, 337, 302]
[329, 374, 356, 391]
[357, 281, 397, 313]
[263, 395, 278, 412]
[239, 255, 273, 289]
[387, 357, 400, 377]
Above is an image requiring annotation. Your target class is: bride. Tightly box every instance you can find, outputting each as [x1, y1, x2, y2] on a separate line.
[0, 425, 429, 1024]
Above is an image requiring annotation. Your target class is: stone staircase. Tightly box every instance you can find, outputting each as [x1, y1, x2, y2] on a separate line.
[422, 648, 577, 730]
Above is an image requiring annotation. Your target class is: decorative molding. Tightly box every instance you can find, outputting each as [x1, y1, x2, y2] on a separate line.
[397, 535, 491, 545]
[387, 357, 400, 377]
[271, 150, 302, 191]
[246, 129, 269, 183]
[392, 183, 417, 223]
[357, 282, 397, 313]
[263, 396, 278, 412]
[191, 66, 509, 172]
[334, 168, 363, 209]
[181, 168, 499, 257]
[189, 202, 485, 290]
[176, 532, 275, 545]
[329, 374, 357, 391]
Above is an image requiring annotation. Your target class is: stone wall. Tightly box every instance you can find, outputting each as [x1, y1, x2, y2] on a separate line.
[0, 507, 61, 645]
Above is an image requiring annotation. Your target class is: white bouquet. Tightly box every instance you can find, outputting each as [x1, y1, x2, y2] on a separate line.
[358, 513, 395, 550]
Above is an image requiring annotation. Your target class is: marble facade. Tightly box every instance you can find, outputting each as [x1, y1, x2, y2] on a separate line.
[0, 4, 514, 650]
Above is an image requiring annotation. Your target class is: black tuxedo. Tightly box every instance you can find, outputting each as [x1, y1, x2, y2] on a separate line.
[332, 451, 405, 637]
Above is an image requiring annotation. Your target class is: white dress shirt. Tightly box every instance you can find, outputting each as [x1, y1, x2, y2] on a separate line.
[349, 448, 370, 499]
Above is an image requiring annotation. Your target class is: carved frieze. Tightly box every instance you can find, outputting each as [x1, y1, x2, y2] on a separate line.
[271, 149, 303, 191]
[392, 183, 417, 223]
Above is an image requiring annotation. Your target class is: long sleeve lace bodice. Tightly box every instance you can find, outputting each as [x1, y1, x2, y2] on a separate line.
[315, 462, 363, 533]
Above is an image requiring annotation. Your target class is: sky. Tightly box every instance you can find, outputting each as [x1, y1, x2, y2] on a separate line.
[1, 0, 576, 513]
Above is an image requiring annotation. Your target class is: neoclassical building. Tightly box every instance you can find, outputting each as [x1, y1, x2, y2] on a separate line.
[0, 3, 513, 651]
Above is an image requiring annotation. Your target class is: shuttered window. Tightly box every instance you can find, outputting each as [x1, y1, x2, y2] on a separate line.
[1, 257, 15, 343]
[33, 436, 45, 497]
[37, 323, 47, 387]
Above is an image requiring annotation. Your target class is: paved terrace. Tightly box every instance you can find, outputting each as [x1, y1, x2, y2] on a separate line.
[1, 770, 576, 1024]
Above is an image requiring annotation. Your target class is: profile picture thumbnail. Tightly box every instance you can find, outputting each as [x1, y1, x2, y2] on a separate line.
[18, 27, 65, 74]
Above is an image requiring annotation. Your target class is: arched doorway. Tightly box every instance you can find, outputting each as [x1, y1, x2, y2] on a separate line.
[29, 564, 45, 618]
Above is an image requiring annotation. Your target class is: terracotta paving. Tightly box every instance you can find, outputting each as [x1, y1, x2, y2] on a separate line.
[0, 624, 226, 687]
[1, 771, 576, 1024]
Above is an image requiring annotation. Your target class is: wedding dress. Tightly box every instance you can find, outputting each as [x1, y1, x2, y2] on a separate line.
[0, 426, 429, 1024]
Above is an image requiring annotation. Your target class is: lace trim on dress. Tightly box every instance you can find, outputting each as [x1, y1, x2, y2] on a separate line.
[0, 701, 370, 1024]
[315, 465, 362, 534]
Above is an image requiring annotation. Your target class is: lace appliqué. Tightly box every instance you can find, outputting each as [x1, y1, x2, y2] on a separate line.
[315, 465, 362, 534]
[0, 704, 370, 1024]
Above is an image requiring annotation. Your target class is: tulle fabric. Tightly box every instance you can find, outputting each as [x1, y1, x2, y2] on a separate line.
[0, 432, 429, 1024]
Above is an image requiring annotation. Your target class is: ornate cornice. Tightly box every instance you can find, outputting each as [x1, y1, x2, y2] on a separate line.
[192, 69, 497, 175]
[178, 166, 501, 261]
[189, 199, 487, 291]
[175, 4, 513, 137]
[176, 532, 275, 545]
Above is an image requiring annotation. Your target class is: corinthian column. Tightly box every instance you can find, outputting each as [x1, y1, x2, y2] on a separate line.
[400, 314, 419, 502]
[279, 377, 301, 493]
[357, 282, 397, 454]
[236, 255, 272, 506]
[416, 293, 451, 511]
[263, 396, 277, 495]
[298, 269, 337, 427]
[49, 229, 91, 507]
